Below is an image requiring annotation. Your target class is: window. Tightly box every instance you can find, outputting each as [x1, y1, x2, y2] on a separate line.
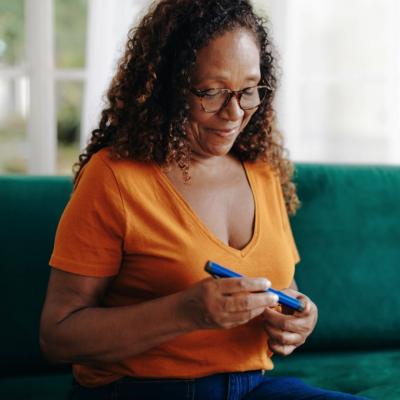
[1, 0, 398, 175]
[254, 0, 400, 164]
[0, 0, 145, 175]
[0, 0, 87, 175]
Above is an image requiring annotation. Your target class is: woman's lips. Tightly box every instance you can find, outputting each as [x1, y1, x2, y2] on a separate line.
[207, 127, 239, 137]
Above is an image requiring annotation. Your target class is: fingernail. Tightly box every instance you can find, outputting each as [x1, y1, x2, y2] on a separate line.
[260, 278, 271, 288]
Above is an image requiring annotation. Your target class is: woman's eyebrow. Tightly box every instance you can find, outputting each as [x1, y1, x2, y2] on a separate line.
[197, 74, 261, 84]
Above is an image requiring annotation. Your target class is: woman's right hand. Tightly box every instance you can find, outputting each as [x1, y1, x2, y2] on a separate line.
[178, 277, 279, 330]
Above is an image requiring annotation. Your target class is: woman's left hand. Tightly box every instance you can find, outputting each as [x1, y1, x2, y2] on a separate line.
[261, 289, 318, 356]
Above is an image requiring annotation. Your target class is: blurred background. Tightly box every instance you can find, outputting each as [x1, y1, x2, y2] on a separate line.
[0, 0, 399, 175]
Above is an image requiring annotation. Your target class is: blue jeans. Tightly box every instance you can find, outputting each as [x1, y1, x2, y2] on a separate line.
[70, 370, 369, 399]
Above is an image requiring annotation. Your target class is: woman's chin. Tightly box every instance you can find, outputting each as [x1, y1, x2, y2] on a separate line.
[204, 142, 235, 157]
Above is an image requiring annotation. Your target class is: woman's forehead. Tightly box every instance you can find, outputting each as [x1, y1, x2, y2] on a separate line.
[191, 29, 261, 85]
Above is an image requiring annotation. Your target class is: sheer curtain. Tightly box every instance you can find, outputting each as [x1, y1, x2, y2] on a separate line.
[254, 0, 400, 164]
[80, 0, 150, 147]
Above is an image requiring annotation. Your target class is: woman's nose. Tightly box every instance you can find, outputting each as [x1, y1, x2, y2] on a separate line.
[219, 95, 244, 121]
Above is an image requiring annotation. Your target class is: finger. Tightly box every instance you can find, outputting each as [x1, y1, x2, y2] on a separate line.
[216, 277, 271, 294]
[225, 305, 270, 327]
[280, 289, 312, 316]
[263, 300, 314, 326]
[262, 308, 304, 333]
[262, 304, 294, 323]
[265, 314, 315, 339]
[224, 292, 279, 313]
[294, 295, 315, 317]
[264, 325, 304, 347]
[268, 341, 297, 357]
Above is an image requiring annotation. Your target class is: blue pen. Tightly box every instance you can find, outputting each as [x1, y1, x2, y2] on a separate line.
[205, 261, 305, 312]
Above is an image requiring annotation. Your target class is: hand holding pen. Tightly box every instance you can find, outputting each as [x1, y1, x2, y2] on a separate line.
[261, 288, 318, 356]
[178, 270, 280, 331]
[204, 261, 305, 312]
[203, 261, 318, 356]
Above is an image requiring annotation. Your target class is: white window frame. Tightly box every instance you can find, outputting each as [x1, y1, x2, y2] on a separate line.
[25, 0, 56, 174]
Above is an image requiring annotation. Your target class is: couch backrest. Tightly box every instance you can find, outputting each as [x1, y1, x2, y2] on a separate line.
[292, 164, 400, 351]
[1, 164, 400, 374]
[0, 176, 72, 375]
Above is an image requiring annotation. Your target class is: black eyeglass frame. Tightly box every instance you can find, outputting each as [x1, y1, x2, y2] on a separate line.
[190, 85, 271, 113]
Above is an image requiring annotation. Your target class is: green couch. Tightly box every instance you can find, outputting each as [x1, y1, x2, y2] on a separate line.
[1, 164, 399, 399]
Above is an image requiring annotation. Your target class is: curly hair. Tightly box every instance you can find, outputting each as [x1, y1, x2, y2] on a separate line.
[74, 0, 300, 215]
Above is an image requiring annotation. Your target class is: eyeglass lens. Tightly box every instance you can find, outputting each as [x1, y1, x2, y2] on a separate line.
[202, 86, 267, 112]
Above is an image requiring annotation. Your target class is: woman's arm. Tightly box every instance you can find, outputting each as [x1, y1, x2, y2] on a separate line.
[40, 269, 194, 364]
[40, 268, 278, 364]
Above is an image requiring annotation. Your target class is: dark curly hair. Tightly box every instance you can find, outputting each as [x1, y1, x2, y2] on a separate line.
[74, 0, 300, 215]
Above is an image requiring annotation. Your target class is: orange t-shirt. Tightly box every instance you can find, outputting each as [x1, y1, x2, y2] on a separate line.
[49, 148, 300, 387]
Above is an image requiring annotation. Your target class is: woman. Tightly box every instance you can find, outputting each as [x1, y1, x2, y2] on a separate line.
[40, 1, 367, 399]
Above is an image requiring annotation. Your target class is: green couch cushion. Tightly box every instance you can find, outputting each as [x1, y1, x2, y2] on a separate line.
[268, 349, 400, 400]
[292, 165, 400, 351]
[0, 372, 72, 400]
[0, 176, 73, 374]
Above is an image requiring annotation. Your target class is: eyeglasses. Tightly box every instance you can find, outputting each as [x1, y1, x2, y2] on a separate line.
[190, 85, 270, 113]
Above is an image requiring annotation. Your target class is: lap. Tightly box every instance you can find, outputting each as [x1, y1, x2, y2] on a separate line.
[69, 372, 369, 400]
[245, 376, 368, 400]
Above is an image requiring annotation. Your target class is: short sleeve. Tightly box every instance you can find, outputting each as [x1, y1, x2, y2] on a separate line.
[275, 175, 301, 265]
[49, 153, 125, 277]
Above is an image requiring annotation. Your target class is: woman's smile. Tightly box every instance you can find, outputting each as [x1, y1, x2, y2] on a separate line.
[205, 126, 240, 138]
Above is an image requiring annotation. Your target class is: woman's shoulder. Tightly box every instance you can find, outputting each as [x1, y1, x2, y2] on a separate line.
[95, 147, 152, 169]
[76, 147, 158, 193]
[86, 147, 156, 178]
[244, 159, 277, 182]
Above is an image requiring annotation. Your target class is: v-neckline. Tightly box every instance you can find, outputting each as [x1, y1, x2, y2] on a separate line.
[153, 160, 260, 258]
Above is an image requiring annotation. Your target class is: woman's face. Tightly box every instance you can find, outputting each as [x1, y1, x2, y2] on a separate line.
[186, 28, 261, 160]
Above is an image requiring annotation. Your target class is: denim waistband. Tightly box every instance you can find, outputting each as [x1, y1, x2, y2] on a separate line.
[118, 370, 264, 400]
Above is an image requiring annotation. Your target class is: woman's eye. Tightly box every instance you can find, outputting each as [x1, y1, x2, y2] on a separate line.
[243, 88, 255, 96]
[203, 89, 221, 97]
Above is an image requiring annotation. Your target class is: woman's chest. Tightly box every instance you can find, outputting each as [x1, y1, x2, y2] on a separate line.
[166, 168, 255, 251]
